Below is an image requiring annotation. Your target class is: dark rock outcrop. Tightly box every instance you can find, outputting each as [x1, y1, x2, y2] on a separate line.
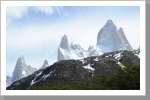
[7, 50, 140, 90]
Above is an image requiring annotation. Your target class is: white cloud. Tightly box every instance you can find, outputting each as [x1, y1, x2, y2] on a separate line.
[6, 6, 64, 25]
[33, 6, 54, 15]
[6, 6, 29, 25]
[53, 6, 64, 16]
[7, 6, 29, 19]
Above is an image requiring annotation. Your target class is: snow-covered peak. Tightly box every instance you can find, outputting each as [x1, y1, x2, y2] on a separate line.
[40, 60, 49, 69]
[105, 19, 116, 28]
[11, 56, 37, 82]
[106, 19, 114, 25]
[17, 56, 25, 64]
[43, 60, 48, 65]
[58, 35, 88, 61]
[87, 46, 103, 56]
[88, 45, 94, 51]
[57, 20, 133, 61]
[59, 34, 70, 49]
[70, 42, 82, 50]
[97, 19, 132, 51]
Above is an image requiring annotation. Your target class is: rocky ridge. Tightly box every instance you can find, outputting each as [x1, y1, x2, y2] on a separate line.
[7, 50, 140, 90]
[57, 19, 133, 61]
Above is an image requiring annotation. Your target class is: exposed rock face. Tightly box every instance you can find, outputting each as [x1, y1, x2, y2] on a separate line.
[59, 35, 70, 50]
[6, 75, 12, 87]
[57, 35, 70, 61]
[57, 20, 133, 61]
[57, 35, 87, 61]
[137, 46, 140, 51]
[97, 19, 133, 51]
[87, 46, 103, 56]
[7, 50, 140, 90]
[11, 56, 37, 83]
[40, 60, 49, 69]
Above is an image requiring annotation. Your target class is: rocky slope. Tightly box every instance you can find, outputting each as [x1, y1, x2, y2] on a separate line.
[7, 50, 140, 90]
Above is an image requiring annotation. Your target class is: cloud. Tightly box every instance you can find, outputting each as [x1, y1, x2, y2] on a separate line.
[7, 6, 29, 19]
[6, 6, 29, 25]
[53, 6, 64, 16]
[32, 6, 54, 15]
[6, 6, 63, 25]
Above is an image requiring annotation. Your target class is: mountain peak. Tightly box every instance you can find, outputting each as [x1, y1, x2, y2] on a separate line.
[40, 60, 49, 69]
[105, 19, 115, 26]
[59, 34, 69, 49]
[43, 60, 48, 65]
[107, 19, 113, 23]
[17, 56, 25, 64]
[97, 20, 132, 51]
[11, 57, 37, 82]
[118, 27, 123, 33]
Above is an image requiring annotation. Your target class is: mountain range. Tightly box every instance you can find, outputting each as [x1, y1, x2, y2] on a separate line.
[57, 19, 133, 61]
[6, 19, 138, 88]
[6, 57, 49, 87]
[6, 50, 140, 90]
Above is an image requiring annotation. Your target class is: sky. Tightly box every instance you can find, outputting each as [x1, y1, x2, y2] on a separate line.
[6, 6, 140, 77]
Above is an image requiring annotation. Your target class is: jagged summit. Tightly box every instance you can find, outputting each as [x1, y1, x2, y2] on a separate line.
[17, 56, 25, 64]
[40, 60, 49, 69]
[97, 19, 133, 51]
[11, 56, 37, 83]
[57, 35, 87, 61]
[105, 19, 115, 26]
[7, 50, 140, 90]
[57, 20, 133, 61]
[59, 34, 70, 49]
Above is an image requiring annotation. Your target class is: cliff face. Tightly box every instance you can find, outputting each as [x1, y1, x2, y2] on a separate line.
[7, 50, 139, 90]
[97, 20, 132, 51]
[57, 20, 133, 61]
[11, 56, 37, 83]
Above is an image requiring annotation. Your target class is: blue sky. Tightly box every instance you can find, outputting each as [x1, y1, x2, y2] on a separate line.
[6, 6, 140, 77]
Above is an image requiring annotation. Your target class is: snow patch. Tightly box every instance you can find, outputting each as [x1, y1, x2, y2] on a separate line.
[113, 52, 123, 59]
[82, 64, 95, 71]
[22, 71, 26, 76]
[134, 53, 140, 58]
[113, 52, 125, 68]
[94, 57, 99, 61]
[80, 59, 86, 64]
[117, 62, 125, 68]
[30, 70, 53, 86]
[30, 71, 42, 86]
[41, 71, 53, 80]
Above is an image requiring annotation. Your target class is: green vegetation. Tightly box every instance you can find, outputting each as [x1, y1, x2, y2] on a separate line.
[29, 83, 73, 90]
[76, 63, 140, 90]
[28, 63, 140, 90]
